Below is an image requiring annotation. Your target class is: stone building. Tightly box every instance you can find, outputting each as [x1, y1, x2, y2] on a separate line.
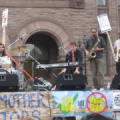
[0, 0, 119, 89]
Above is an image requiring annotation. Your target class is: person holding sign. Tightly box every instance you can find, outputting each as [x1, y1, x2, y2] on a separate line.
[85, 28, 105, 90]
[114, 31, 120, 73]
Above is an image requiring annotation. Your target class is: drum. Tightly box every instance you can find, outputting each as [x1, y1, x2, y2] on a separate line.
[2, 64, 11, 69]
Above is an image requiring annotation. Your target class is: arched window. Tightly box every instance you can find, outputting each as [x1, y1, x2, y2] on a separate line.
[26, 41, 48, 61]
[97, 0, 106, 5]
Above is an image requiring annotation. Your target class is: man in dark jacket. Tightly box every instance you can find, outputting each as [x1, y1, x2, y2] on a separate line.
[59, 41, 83, 74]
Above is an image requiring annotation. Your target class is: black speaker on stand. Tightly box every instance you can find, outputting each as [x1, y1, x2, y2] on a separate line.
[0, 74, 19, 92]
[111, 73, 120, 90]
[57, 73, 87, 90]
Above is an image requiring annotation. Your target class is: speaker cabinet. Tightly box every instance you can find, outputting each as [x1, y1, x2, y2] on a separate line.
[0, 74, 19, 92]
[57, 73, 87, 90]
[111, 73, 120, 90]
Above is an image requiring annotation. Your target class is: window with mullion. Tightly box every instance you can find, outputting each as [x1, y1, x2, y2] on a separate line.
[118, 0, 120, 6]
[98, 0, 106, 5]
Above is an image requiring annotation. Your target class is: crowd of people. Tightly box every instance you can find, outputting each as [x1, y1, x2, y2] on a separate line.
[80, 113, 115, 120]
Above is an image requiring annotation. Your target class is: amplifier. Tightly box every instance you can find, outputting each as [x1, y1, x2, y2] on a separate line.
[57, 73, 87, 90]
[0, 74, 19, 92]
[111, 73, 120, 90]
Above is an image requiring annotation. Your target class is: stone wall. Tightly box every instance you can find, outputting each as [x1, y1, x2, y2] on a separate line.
[0, 0, 119, 89]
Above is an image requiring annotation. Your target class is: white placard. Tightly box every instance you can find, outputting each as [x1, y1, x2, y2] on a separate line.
[113, 90, 120, 112]
[2, 8, 8, 27]
[97, 14, 111, 33]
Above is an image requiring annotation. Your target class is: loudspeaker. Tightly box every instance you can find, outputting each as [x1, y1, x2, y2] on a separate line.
[57, 73, 87, 90]
[0, 74, 19, 92]
[111, 73, 120, 90]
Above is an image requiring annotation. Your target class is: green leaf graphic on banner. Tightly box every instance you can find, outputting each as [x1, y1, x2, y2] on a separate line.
[73, 93, 79, 103]
[58, 93, 79, 115]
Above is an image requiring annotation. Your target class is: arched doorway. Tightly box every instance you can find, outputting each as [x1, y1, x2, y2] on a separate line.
[24, 32, 58, 83]
[13, 20, 72, 85]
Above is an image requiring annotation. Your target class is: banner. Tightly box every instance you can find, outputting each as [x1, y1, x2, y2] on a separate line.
[113, 90, 120, 112]
[0, 92, 52, 120]
[97, 14, 112, 33]
[2, 8, 8, 27]
[0, 90, 115, 119]
[52, 90, 113, 117]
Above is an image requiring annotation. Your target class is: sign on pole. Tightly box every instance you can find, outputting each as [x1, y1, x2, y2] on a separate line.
[97, 14, 116, 61]
[2, 8, 8, 28]
[97, 14, 112, 33]
[2, 8, 8, 45]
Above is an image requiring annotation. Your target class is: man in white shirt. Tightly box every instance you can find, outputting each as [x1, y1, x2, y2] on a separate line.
[114, 31, 120, 73]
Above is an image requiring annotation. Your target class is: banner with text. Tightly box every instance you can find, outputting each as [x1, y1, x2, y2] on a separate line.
[2, 8, 8, 27]
[52, 90, 113, 117]
[0, 92, 52, 120]
[97, 14, 112, 33]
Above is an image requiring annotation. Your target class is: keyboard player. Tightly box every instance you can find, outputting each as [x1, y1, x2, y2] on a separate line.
[58, 42, 83, 120]
[59, 42, 83, 74]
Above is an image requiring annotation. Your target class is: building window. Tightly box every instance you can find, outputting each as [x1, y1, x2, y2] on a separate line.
[97, 0, 106, 5]
[26, 41, 48, 61]
[118, 0, 120, 6]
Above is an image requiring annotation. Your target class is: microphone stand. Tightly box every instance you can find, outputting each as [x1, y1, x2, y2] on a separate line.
[78, 36, 87, 75]
[6, 33, 27, 50]
[25, 50, 58, 90]
[5, 33, 28, 67]
[83, 35, 87, 76]
[5, 33, 28, 90]
[61, 47, 71, 73]
[82, 48, 87, 75]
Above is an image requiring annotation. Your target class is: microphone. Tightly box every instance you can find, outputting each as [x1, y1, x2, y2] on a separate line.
[25, 32, 28, 35]
[24, 49, 30, 59]
[59, 47, 62, 50]
[20, 37, 22, 40]
[59, 46, 65, 50]
[78, 40, 81, 48]
[20, 32, 28, 40]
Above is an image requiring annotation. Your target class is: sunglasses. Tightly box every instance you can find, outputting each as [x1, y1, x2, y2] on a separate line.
[92, 31, 96, 33]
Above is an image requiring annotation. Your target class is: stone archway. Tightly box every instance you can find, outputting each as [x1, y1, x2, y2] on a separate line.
[11, 20, 74, 83]
[12, 19, 74, 62]
[24, 32, 59, 80]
